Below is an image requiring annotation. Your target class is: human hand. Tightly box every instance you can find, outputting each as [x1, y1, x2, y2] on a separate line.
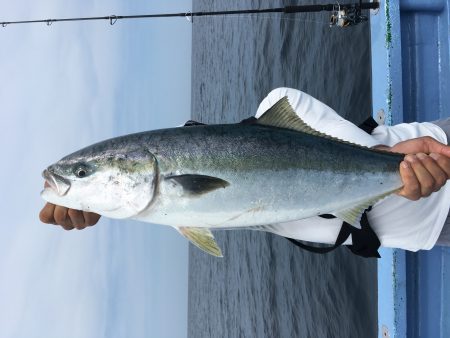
[376, 136, 450, 200]
[39, 202, 101, 230]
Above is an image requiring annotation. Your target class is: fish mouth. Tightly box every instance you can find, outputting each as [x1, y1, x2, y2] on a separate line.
[42, 169, 71, 196]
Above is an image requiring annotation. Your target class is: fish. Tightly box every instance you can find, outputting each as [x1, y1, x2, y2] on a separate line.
[41, 97, 404, 257]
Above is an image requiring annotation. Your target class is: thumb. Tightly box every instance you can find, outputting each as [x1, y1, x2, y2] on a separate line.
[390, 137, 450, 157]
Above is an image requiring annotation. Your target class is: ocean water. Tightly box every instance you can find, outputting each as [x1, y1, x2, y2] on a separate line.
[188, 1, 377, 337]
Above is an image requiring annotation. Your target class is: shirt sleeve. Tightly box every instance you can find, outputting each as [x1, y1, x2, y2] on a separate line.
[371, 122, 448, 146]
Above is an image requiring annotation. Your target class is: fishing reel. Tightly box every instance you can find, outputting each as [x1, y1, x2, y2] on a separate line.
[329, 1, 368, 27]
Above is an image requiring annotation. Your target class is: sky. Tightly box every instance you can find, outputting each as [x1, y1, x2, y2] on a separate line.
[0, 1, 192, 337]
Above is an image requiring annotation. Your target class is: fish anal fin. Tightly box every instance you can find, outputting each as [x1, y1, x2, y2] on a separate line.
[333, 189, 399, 228]
[165, 174, 230, 196]
[177, 227, 223, 257]
[333, 208, 365, 229]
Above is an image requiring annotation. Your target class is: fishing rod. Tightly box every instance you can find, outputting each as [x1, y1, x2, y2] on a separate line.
[0, 1, 379, 29]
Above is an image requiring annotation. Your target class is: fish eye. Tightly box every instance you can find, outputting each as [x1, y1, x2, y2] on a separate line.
[74, 164, 89, 178]
[77, 169, 86, 178]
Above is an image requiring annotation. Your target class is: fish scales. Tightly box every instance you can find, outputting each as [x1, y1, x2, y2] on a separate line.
[125, 124, 403, 228]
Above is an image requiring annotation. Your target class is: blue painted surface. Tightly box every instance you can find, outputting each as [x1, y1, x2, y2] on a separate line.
[371, 0, 404, 126]
[400, 0, 450, 122]
[371, 0, 407, 336]
[405, 249, 450, 337]
[378, 248, 407, 338]
[399, 0, 450, 336]
[372, 0, 450, 336]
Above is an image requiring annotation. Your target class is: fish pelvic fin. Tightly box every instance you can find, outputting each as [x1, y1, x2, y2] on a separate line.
[177, 227, 223, 257]
[333, 188, 400, 228]
[165, 174, 229, 196]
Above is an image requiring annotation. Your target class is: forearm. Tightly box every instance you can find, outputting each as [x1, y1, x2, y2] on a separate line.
[431, 118, 450, 145]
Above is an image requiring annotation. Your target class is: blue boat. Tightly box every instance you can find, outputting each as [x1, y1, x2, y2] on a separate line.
[371, 0, 450, 336]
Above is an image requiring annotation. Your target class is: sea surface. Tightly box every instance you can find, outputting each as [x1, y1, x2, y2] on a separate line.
[188, 1, 377, 337]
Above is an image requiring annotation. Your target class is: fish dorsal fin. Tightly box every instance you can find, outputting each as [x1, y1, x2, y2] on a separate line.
[177, 227, 223, 257]
[333, 188, 400, 228]
[184, 120, 206, 127]
[256, 97, 372, 149]
[257, 96, 327, 136]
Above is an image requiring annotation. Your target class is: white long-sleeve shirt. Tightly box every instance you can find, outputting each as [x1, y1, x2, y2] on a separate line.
[256, 88, 450, 251]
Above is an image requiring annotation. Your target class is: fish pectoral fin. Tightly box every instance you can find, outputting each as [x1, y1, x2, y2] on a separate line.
[177, 227, 223, 257]
[165, 174, 230, 196]
[333, 189, 398, 228]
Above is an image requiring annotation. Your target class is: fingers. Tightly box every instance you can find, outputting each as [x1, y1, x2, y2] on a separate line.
[387, 136, 450, 200]
[390, 136, 450, 157]
[68, 209, 86, 230]
[417, 153, 448, 191]
[422, 137, 450, 157]
[39, 203, 57, 224]
[397, 161, 421, 200]
[83, 212, 101, 227]
[54, 206, 74, 230]
[39, 203, 100, 230]
[397, 153, 450, 200]
[406, 154, 440, 196]
[430, 152, 450, 177]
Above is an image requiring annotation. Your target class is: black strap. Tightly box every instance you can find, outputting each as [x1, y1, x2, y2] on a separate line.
[286, 222, 352, 254]
[287, 213, 381, 258]
[358, 116, 379, 134]
[347, 212, 381, 258]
